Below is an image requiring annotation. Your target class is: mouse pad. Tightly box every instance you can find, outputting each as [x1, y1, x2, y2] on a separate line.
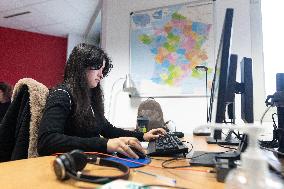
[105, 157, 151, 168]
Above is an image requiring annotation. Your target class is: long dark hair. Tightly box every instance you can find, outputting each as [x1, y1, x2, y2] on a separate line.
[64, 43, 113, 127]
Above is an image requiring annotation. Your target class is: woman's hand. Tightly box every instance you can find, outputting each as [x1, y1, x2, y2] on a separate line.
[143, 128, 167, 141]
[107, 137, 145, 159]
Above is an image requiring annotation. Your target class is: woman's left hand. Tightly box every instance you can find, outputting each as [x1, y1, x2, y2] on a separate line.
[143, 128, 167, 141]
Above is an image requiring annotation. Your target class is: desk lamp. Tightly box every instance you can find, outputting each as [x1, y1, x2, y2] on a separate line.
[107, 74, 136, 121]
[123, 74, 136, 93]
[193, 66, 211, 136]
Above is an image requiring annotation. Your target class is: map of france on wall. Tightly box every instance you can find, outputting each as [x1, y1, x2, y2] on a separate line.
[130, 2, 214, 96]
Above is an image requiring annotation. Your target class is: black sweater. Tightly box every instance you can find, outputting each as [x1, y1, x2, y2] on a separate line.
[0, 101, 10, 122]
[37, 85, 144, 156]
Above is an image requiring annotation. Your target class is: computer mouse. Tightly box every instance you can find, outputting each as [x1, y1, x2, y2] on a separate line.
[117, 146, 146, 159]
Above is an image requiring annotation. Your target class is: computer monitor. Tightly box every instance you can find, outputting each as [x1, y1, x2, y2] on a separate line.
[193, 8, 234, 137]
[189, 8, 238, 167]
[225, 54, 238, 122]
[225, 57, 254, 123]
[204, 8, 241, 145]
[206, 56, 240, 145]
[207, 58, 254, 145]
[208, 8, 234, 124]
[240, 57, 254, 123]
[206, 8, 254, 144]
[190, 8, 255, 167]
[189, 56, 254, 167]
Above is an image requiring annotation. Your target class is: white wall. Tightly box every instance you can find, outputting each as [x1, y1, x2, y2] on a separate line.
[67, 33, 98, 58]
[249, 0, 268, 121]
[101, 0, 253, 134]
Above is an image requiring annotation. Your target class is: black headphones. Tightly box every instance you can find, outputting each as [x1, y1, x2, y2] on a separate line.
[53, 150, 130, 184]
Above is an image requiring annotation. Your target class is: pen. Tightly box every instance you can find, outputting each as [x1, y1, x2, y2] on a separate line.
[133, 170, 176, 186]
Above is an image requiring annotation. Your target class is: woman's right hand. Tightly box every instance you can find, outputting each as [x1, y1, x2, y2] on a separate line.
[107, 137, 144, 159]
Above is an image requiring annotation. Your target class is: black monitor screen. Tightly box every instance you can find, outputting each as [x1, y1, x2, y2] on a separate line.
[226, 54, 238, 121]
[209, 8, 234, 123]
[224, 56, 254, 123]
[240, 57, 254, 123]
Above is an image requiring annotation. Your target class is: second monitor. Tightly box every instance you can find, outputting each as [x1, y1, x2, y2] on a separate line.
[207, 55, 254, 145]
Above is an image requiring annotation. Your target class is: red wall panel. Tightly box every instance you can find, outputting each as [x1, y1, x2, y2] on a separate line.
[0, 27, 67, 88]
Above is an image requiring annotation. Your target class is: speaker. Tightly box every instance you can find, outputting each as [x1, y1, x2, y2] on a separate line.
[53, 150, 130, 184]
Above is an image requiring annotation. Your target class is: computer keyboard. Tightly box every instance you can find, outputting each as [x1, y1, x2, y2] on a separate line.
[147, 134, 188, 156]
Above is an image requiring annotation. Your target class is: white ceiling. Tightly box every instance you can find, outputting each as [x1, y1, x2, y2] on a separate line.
[0, 0, 101, 38]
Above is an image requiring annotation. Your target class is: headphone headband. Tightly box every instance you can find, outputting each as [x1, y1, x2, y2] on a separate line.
[53, 150, 130, 184]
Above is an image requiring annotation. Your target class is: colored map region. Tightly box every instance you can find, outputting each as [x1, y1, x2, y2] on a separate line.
[130, 3, 214, 95]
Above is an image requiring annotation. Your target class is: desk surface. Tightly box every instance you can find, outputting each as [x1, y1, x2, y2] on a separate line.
[0, 136, 226, 189]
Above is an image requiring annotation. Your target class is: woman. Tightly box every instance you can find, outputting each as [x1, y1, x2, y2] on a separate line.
[0, 82, 12, 122]
[38, 43, 166, 159]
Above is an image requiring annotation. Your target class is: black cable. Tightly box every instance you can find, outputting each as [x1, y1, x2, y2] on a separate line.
[139, 185, 191, 189]
[272, 113, 278, 129]
[149, 139, 194, 168]
[258, 113, 280, 149]
[220, 129, 242, 142]
[187, 143, 194, 153]
[217, 142, 238, 150]
[160, 143, 196, 169]
[161, 153, 224, 169]
[161, 150, 232, 169]
[221, 131, 229, 137]
[232, 131, 243, 140]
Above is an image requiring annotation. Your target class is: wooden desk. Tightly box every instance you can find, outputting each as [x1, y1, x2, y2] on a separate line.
[0, 136, 226, 189]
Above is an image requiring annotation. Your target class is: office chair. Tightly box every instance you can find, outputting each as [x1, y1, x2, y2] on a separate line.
[0, 78, 49, 162]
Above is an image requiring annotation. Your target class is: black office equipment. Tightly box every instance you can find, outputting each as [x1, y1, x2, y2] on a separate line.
[204, 8, 239, 145]
[240, 57, 254, 123]
[190, 151, 225, 167]
[208, 8, 234, 125]
[275, 73, 284, 155]
[265, 73, 284, 156]
[169, 131, 185, 138]
[189, 8, 255, 167]
[206, 54, 240, 145]
[189, 135, 244, 168]
[223, 56, 254, 123]
[147, 134, 188, 156]
[207, 56, 254, 145]
[275, 75, 284, 156]
[204, 8, 254, 145]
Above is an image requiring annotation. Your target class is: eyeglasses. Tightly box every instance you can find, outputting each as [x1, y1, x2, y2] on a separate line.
[89, 65, 102, 70]
[87, 63, 112, 77]
[88, 66, 105, 79]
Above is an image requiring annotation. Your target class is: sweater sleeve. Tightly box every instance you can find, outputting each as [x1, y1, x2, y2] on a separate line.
[37, 89, 108, 156]
[100, 118, 145, 141]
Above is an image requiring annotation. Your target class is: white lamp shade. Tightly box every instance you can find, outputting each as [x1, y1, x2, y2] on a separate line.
[123, 74, 136, 93]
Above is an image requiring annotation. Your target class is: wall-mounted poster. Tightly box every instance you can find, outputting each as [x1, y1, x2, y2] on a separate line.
[130, 1, 215, 96]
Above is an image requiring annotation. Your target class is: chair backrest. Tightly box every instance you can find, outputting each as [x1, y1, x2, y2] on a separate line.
[0, 78, 49, 162]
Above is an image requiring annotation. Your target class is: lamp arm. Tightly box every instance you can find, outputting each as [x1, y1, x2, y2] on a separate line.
[107, 77, 124, 120]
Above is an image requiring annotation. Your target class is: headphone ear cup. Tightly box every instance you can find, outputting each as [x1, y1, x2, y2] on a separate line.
[53, 150, 87, 181]
[69, 150, 88, 172]
[53, 153, 73, 180]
